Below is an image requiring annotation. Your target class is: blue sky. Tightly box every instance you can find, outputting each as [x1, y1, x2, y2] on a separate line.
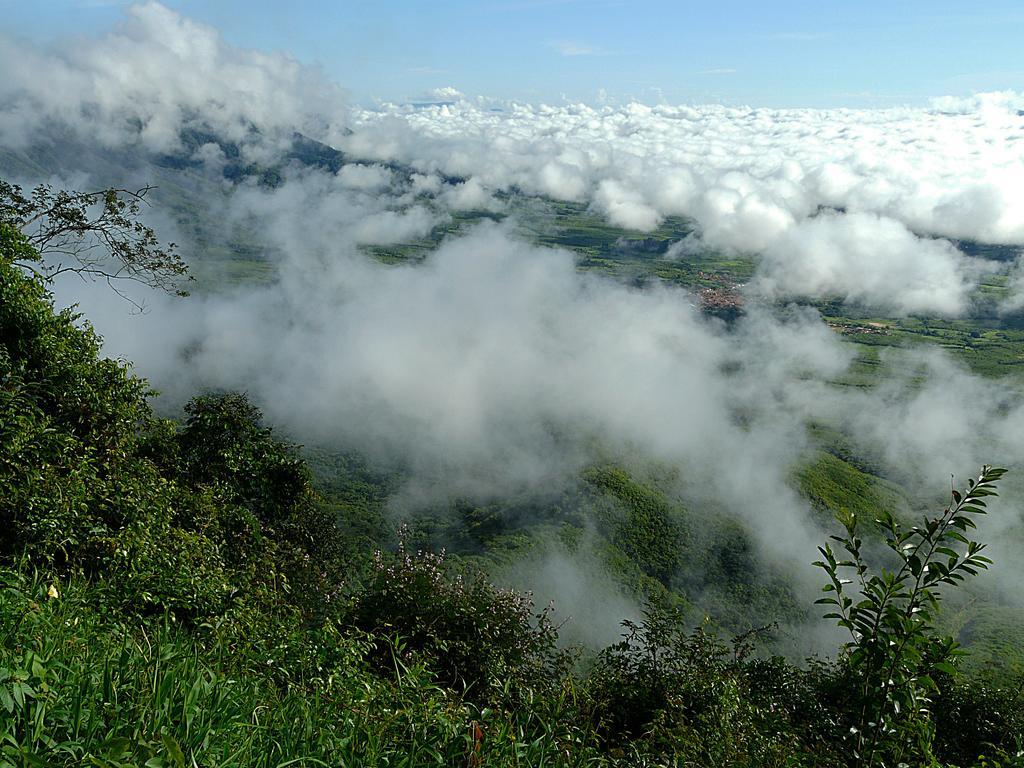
[4, 0, 1024, 107]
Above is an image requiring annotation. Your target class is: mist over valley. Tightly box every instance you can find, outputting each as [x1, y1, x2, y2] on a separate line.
[3, 3, 1024, 764]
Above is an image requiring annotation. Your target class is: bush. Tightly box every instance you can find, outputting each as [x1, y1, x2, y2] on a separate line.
[585, 606, 807, 767]
[0, 568, 606, 768]
[0, 226, 153, 564]
[815, 465, 1007, 766]
[933, 678, 1024, 766]
[349, 527, 572, 706]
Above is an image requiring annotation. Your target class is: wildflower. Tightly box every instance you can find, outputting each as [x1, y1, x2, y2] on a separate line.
[47, 584, 59, 599]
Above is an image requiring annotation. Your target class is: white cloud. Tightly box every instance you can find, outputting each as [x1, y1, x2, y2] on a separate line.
[12, 3, 1024, 638]
[549, 39, 607, 57]
[336, 163, 395, 191]
[346, 93, 1024, 314]
[0, 1, 348, 155]
[12, 1, 1022, 320]
[64, 219, 848, 574]
[756, 212, 976, 315]
[428, 86, 465, 101]
[439, 177, 501, 211]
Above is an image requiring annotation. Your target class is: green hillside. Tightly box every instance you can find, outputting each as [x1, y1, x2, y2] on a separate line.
[5, 212, 1024, 765]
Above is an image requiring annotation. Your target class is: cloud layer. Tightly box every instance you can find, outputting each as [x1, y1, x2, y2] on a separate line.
[4, 1, 1018, 527]
[345, 97, 1024, 313]
[4, 3, 1023, 315]
[6, 2, 1024, 641]
[0, 1, 348, 157]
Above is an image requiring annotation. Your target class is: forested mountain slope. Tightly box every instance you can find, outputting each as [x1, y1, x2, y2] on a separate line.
[3, 211, 1024, 766]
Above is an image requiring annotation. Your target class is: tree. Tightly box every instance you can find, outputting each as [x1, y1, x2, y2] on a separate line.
[0, 178, 189, 305]
[0, 225, 336, 622]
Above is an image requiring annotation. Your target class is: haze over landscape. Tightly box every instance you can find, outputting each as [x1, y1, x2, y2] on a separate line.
[2, 3, 1024, 766]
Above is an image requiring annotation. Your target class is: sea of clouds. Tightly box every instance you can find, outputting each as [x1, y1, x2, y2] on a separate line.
[4, 2, 1024, 642]
[344, 93, 1024, 315]
[4, 2, 1023, 316]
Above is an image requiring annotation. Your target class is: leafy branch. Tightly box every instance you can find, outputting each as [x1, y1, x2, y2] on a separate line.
[1, 179, 190, 308]
[814, 464, 1006, 766]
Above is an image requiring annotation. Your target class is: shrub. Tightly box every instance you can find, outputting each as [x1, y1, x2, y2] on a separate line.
[815, 465, 1007, 766]
[349, 527, 572, 706]
[0, 224, 340, 626]
[932, 677, 1024, 766]
[585, 606, 805, 767]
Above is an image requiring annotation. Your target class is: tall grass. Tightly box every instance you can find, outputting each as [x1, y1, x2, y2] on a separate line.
[0, 569, 605, 767]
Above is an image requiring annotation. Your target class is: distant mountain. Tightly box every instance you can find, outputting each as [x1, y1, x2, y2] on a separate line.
[0, 126, 436, 284]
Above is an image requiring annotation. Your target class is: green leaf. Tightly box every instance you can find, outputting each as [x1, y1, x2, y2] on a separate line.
[907, 554, 922, 577]
[160, 734, 185, 767]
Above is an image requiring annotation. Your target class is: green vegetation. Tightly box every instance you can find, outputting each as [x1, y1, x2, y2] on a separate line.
[584, 466, 687, 587]
[796, 451, 911, 528]
[4, 219, 1024, 767]
[0, 569, 592, 768]
[817, 466, 1007, 765]
[0, 180, 189, 300]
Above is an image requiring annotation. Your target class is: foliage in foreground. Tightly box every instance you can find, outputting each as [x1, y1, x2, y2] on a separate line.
[0, 569, 595, 768]
[817, 465, 1007, 765]
[0, 180, 189, 299]
[4, 564, 1021, 768]
[3, 208, 1024, 766]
